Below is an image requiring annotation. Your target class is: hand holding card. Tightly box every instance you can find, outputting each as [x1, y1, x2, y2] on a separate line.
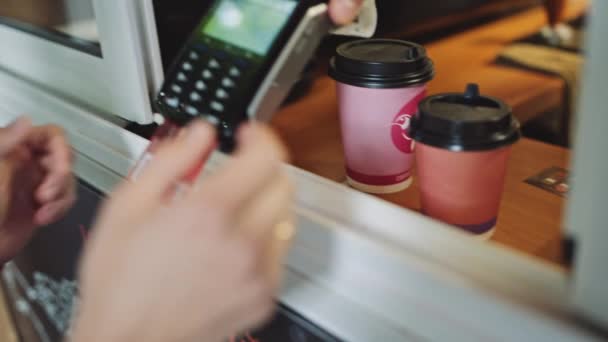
[75, 121, 294, 342]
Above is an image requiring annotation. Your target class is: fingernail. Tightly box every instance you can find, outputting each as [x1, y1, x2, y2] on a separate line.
[339, 0, 358, 9]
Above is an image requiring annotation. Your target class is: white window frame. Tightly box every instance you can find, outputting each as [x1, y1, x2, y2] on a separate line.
[566, 0, 608, 327]
[0, 0, 155, 124]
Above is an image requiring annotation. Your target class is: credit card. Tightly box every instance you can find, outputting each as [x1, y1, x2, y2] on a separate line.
[129, 117, 208, 195]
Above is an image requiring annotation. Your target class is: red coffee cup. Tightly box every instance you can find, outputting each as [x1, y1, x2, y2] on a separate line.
[409, 84, 521, 239]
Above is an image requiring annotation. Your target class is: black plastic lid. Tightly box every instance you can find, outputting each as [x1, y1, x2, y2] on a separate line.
[329, 39, 434, 88]
[409, 84, 521, 151]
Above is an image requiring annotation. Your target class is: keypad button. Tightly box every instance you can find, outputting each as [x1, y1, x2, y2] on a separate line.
[164, 96, 180, 109]
[190, 92, 203, 103]
[176, 72, 188, 82]
[220, 121, 234, 138]
[170, 84, 183, 94]
[221, 77, 235, 88]
[189, 51, 200, 61]
[184, 105, 199, 116]
[208, 58, 221, 69]
[202, 69, 214, 80]
[228, 67, 241, 78]
[216, 88, 229, 100]
[218, 122, 236, 153]
[210, 101, 225, 112]
[195, 80, 207, 91]
[182, 62, 194, 72]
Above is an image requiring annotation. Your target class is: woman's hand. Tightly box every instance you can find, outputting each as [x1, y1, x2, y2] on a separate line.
[0, 117, 75, 264]
[72, 121, 294, 342]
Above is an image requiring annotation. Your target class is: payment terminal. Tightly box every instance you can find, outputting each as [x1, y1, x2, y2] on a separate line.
[155, 0, 332, 152]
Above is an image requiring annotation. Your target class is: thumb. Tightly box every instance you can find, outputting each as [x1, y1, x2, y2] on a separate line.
[128, 120, 216, 204]
[329, 0, 364, 25]
[0, 117, 32, 157]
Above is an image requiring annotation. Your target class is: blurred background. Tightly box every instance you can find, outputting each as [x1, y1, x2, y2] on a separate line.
[0, 0, 99, 53]
[0, 0, 585, 149]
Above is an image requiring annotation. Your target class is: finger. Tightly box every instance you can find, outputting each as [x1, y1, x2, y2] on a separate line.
[266, 217, 296, 291]
[36, 155, 74, 203]
[34, 177, 76, 225]
[27, 124, 69, 154]
[132, 120, 216, 205]
[36, 170, 75, 203]
[34, 201, 61, 226]
[25, 125, 72, 198]
[33, 191, 76, 226]
[0, 117, 32, 157]
[196, 124, 288, 214]
[234, 172, 293, 243]
[329, 0, 364, 25]
[0, 161, 14, 222]
[37, 179, 76, 225]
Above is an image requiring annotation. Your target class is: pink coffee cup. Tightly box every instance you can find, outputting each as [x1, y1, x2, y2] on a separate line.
[329, 39, 434, 194]
[410, 84, 521, 238]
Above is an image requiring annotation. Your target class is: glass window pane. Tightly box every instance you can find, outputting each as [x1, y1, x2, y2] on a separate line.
[0, 0, 101, 56]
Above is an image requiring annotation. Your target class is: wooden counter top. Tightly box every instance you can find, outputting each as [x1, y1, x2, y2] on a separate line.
[272, 2, 587, 266]
[425, 0, 588, 124]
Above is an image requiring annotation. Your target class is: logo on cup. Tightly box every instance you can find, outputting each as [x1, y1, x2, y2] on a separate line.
[391, 113, 415, 153]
